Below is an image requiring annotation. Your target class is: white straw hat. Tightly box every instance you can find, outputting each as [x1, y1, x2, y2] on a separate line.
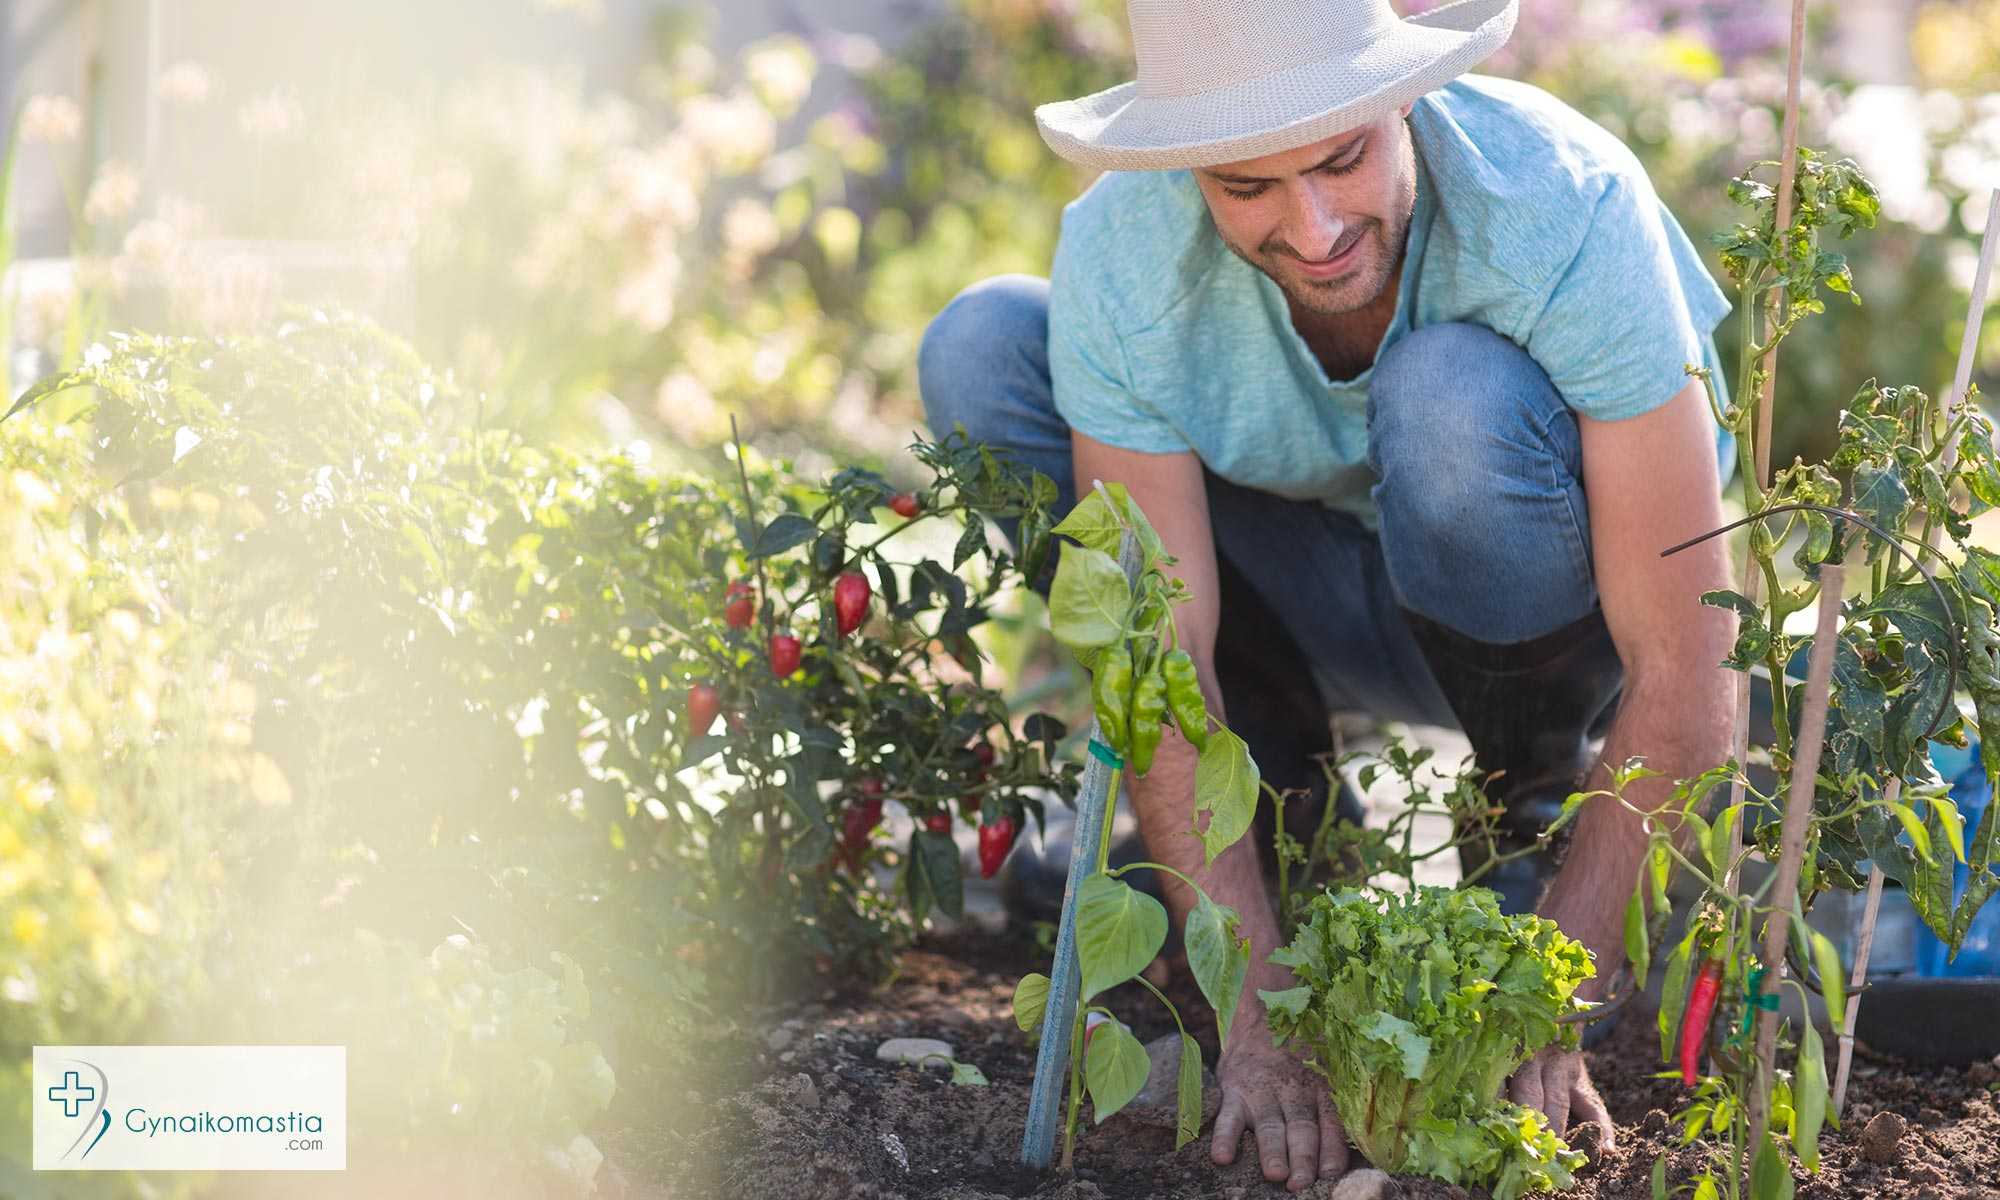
[1034, 0, 1519, 171]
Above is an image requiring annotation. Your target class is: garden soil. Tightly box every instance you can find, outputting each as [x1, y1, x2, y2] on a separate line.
[625, 927, 2000, 1200]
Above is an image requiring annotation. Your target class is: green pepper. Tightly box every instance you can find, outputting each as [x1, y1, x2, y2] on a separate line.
[1160, 649, 1209, 752]
[1093, 644, 1135, 756]
[1128, 663, 1168, 776]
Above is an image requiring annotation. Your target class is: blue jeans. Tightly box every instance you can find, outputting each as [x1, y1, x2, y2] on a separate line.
[918, 275, 1618, 740]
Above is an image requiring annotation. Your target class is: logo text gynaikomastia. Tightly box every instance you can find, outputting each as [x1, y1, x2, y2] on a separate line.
[124, 1109, 327, 1137]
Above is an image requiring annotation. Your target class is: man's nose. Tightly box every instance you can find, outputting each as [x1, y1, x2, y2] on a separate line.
[1284, 185, 1345, 260]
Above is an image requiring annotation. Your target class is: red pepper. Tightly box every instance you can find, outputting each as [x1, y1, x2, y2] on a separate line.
[889, 492, 921, 519]
[724, 579, 756, 629]
[843, 796, 884, 854]
[685, 683, 720, 736]
[858, 775, 885, 799]
[1680, 952, 1725, 1086]
[978, 816, 1019, 879]
[959, 794, 982, 821]
[725, 709, 748, 736]
[972, 742, 996, 769]
[768, 632, 802, 677]
[833, 572, 871, 636]
[924, 812, 952, 834]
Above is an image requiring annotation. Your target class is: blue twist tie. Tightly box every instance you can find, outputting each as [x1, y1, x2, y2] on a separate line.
[1087, 738, 1124, 769]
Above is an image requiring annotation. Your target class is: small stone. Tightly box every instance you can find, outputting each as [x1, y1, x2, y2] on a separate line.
[1124, 1033, 1220, 1127]
[1224, 1187, 1248, 1200]
[790, 1072, 818, 1110]
[1329, 1168, 1399, 1200]
[1859, 1109, 1905, 1165]
[875, 1037, 955, 1068]
[1970, 1059, 1999, 1086]
[765, 1025, 797, 1053]
[1638, 1108, 1670, 1138]
[1919, 1106, 1947, 1125]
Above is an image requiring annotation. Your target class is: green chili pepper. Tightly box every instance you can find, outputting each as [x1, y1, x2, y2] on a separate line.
[1128, 664, 1168, 776]
[1093, 644, 1135, 756]
[1160, 649, 1209, 752]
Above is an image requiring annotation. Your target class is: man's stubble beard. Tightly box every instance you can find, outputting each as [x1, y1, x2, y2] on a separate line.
[1219, 125, 1417, 319]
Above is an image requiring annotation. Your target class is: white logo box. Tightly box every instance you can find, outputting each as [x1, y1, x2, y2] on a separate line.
[33, 1046, 345, 1171]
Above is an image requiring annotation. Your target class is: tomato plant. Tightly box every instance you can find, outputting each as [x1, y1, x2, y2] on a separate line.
[1606, 144, 2000, 1199]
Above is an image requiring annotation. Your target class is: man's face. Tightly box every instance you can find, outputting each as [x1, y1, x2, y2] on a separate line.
[1193, 106, 1417, 318]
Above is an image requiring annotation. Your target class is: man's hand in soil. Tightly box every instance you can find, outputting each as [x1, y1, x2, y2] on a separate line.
[1507, 1044, 1614, 1150]
[1212, 1029, 1348, 1191]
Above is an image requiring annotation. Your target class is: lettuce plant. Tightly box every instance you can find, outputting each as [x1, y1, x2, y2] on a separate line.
[1259, 886, 1594, 1200]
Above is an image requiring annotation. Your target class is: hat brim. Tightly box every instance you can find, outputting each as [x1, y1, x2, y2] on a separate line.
[1034, 0, 1517, 171]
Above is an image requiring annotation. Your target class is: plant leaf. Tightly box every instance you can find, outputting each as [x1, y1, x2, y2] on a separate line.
[746, 512, 819, 559]
[1186, 893, 1249, 1046]
[1047, 544, 1130, 652]
[1075, 873, 1168, 1001]
[1194, 727, 1258, 866]
[1012, 973, 1050, 1033]
[1085, 1018, 1150, 1124]
[1175, 1033, 1203, 1150]
[1794, 1018, 1828, 1171]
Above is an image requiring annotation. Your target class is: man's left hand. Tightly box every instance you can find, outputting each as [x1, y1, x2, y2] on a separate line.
[1507, 1044, 1614, 1151]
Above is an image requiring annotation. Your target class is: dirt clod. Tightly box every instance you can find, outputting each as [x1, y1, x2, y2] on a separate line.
[1860, 1109, 1907, 1164]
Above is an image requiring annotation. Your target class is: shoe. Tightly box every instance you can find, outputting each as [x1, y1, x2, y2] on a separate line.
[1400, 607, 1624, 916]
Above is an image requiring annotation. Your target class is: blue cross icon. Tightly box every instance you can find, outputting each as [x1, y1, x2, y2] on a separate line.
[48, 1070, 94, 1118]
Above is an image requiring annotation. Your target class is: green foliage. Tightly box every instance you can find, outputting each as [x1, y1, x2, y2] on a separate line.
[1260, 887, 1593, 1200]
[0, 312, 1074, 1187]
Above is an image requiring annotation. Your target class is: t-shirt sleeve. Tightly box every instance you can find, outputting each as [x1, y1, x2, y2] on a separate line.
[1523, 173, 1736, 422]
[1047, 233, 1189, 454]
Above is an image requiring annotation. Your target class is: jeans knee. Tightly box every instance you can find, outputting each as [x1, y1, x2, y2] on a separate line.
[918, 273, 1049, 440]
[1369, 322, 1578, 508]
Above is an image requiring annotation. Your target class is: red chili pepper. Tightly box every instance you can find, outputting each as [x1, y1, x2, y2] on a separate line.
[724, 579, 756, 629]
[768, 632, 802, 677]
[978, 816, 1019, 879]
[923, 812, 951, 834]
[843, 796, 884, 853]
[725, 709, 748, 736]
[972, 742, 996, 769]
[685, 683, 720, 736]
[858, 775, 885, 799]
[889, 492, 921, 519]
[959, 794, 982, 821]
[833, 571, 871, 636]
[1680, 952, 1725, 1086]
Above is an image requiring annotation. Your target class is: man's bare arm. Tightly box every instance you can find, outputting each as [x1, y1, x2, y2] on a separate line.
[1539, 377, 1738, 991]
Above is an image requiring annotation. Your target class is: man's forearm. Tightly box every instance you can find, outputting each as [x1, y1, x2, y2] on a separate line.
[1536, 665, 1736, 997]
[1128, 727, 1293, 1048]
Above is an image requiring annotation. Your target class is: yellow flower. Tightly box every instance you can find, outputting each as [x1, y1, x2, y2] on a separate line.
[10, 908, 46, 948]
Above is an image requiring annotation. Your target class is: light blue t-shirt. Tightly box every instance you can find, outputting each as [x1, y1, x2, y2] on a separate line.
[1046, 74, 1736, 528]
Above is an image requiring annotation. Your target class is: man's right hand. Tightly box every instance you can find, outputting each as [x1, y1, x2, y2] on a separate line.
[1211, 1028, 1349, 1192]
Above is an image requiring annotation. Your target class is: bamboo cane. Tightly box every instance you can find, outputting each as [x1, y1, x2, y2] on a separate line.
[1830, 186, 2000, 1116]
[1722, 0, 1809, 892]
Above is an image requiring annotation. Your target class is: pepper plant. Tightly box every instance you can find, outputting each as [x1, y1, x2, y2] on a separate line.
[1007, 484, 1260, 1167]
[670, 422, 1083, 994]
[1613, 145, 2000, 1200]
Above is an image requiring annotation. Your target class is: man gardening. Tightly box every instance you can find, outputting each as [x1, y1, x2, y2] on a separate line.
[918, 0, 1737, 1190]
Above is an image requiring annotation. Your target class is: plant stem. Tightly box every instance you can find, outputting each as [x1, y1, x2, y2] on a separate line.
[729, 414, 773, 639]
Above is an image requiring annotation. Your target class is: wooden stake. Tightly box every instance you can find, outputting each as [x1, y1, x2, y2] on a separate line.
[1722, 0, 1810, 889]
[1832, 186, 2000, 1116]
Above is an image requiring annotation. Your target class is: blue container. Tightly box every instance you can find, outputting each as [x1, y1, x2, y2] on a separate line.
[1912, 739, 2000, 977]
